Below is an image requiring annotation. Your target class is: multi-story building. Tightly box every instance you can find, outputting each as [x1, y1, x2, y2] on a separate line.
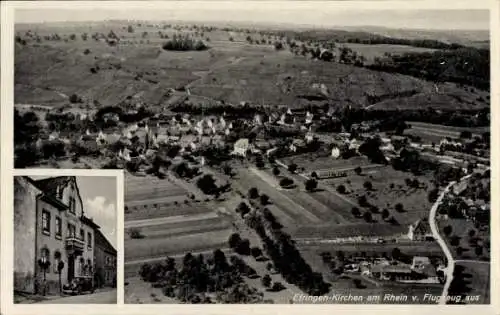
[93, 228, 117, 288]
[14, 176, 100, 295]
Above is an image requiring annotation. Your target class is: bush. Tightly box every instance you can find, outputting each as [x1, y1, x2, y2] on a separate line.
[129, 228, 144, 239]
[279, 177, 294, 188]
[395, 203, 404, 212]
[305, 179, 318, 192]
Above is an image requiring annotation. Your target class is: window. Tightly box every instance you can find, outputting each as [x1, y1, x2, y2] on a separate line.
[55, 217, 62, 238]
[87, 232, 92, 249]
[69, 196, 76, 214]
[67, 223, 76, 238]
[42, 210, 51, 235]
[80, 228, 85, 242]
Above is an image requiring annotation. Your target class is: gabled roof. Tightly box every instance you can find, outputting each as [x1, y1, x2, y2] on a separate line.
[35, 176, 84, 214]
[35, 176, 73, 199]
[410, 218, 431, 235]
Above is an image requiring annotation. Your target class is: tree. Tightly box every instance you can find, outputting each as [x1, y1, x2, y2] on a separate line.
[236, 239, 251, 255]
[382, 209, 390, 220]
[127, 25, 134, 33]
[475, 246, 483, 256]
[363, 181, 373, 191]
[248, 187, 259, 199]
[229, 36, 234, 42]
[443, 225, 453, 236]
[251, 247, 263, 258]
[336, 185, 347, 194]
[272, 167, 280, 176]
[395, 203, 404, 212]
[196, 174, 218, 195]
[363, 211, 372, 223]
[305, 179, 318, 192]
[236, 202, 250, 217]
[354, 167, 362, 175]
[271, 282, 286, 292]
[428, 188, 439, 203]
[222, 164, 233, 177]
[358, 195, 369, 207]
[69, 93, 82, 103]
[261, 274, 272, 288]
[468, 229, 476, 238]
[288, 163, 298, 173]
[450, 235, 460, 247]
[274, 41, 284, 50]
[456, 246, 464, 256]
[260, 194, 270, 205]
[229, 233, 242, 249]
[351, 207, 361, 217]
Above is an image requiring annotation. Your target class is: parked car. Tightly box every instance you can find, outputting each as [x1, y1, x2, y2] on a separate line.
[62, 277, 95, 295]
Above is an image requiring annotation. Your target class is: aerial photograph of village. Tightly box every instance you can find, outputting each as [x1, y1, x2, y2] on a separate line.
[12, 2, 490, 305]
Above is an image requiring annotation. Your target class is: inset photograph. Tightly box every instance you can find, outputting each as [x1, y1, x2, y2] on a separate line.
[13, 175, 118, 304]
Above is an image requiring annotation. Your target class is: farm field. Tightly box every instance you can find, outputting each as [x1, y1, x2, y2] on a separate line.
[279, 154, 373, 174]
[404, 121, 489, 142]
[343, 43, 437, 63]
[234, 165, 322, 227]
[324, 166, 434, 228]
[124, 172, 236, 281]
[125, 228, 232, 261]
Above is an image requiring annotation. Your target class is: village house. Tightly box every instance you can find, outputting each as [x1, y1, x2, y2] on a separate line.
[407, 218, 434, 241]
[14, 176, 99, 295]
[93, 229, 117, 288]
[369, 256, 439, 284]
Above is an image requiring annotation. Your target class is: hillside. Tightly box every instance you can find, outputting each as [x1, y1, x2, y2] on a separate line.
[14, 22, 489, 111]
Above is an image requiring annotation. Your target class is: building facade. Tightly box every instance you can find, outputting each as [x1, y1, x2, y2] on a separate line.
[94, 228, 117, 288]
[14, 176, 99, 295]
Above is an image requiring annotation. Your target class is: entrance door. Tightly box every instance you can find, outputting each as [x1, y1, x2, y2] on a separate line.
[67, 255, 75, 282]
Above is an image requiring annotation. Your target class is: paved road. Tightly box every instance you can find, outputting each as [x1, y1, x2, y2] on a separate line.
[429, 173, 474, 305]
[37, 289, 117, 304]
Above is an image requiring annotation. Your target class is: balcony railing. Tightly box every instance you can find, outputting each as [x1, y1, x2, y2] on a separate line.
[65, 237, 85, 253]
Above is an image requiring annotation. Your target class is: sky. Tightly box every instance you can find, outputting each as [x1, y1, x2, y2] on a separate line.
[31, 176, 117, 249]
[13, 0, 490, 30]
